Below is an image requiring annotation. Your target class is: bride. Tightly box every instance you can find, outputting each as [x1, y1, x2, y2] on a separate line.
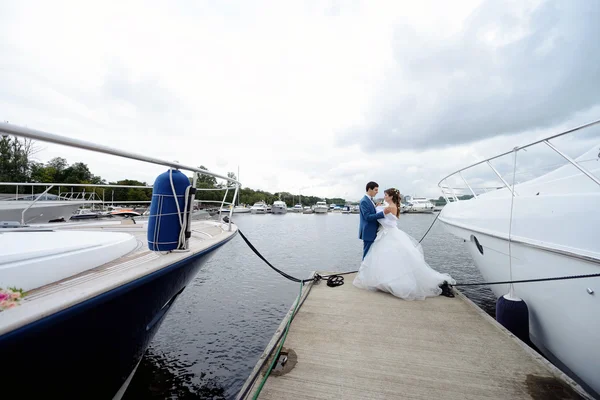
[353, 188, 455, 300]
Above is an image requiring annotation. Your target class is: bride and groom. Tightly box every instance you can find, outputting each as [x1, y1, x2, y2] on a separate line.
[354, 181, 455, 300]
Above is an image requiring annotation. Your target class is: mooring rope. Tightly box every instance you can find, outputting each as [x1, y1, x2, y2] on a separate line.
[237, 228, 600, 288]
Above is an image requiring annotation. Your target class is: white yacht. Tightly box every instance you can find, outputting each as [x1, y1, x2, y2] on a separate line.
[437, 120, 600, 397]
[70, 208, 105, 220]
[220, 205, 251, 214]
[271, 200, 287, 214]
[0, 122, 242, 399]
[0, 193, 89, 224]
[314, 201, 328, 214]
[405, 197, 435, 213]
[250, 201, 267, 214]
[291, 204, 303, 213]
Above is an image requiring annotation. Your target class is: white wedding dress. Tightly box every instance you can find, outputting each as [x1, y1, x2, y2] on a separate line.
[353, 206, 455, 300]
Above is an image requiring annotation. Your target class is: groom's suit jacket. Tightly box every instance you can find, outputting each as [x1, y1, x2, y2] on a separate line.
[359, 195, 384, 242]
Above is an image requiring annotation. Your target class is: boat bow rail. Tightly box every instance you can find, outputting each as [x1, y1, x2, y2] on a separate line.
[0, 122, 241, 230]
[437, 119, 600, 202]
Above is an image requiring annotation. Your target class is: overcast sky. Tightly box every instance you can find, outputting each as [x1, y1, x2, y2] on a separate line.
[1, 0, 599, 200]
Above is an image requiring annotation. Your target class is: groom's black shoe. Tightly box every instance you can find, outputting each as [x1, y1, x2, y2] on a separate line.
[439, 281, 455, 298]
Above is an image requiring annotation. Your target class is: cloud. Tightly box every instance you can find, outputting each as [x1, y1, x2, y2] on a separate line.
[337, 0, 600, 151]
[102, 69, 184, 117]
[0, 0, 597, 202]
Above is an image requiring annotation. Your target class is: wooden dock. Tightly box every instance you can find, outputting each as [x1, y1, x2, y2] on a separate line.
[238, 272, 592, 400]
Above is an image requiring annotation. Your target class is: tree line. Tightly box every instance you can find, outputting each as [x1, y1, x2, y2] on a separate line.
[0, 135, 347, 206]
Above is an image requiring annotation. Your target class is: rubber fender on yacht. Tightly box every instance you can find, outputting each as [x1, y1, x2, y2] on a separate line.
[496, 295, 530, 345]
[147, 169, 190, 251]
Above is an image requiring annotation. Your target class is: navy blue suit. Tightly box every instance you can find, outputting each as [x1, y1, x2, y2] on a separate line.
[359, 195, 384, 259]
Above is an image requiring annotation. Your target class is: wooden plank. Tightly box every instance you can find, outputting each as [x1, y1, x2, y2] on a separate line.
[241, 272, 592, 400]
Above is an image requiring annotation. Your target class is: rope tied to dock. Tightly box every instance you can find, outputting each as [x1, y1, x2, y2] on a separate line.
[237, 229, 310, 283]
[238, 229, 355, 285]
[312, 273, 346, 287]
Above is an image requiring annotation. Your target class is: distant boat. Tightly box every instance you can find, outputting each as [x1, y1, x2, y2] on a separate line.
[314, 201, 328, 214]
[271, 201, 287, 214]
[220, 206, 251, 214]
[405, 198, 435, 213]
[70, 209, 102, 220]
[0, 193, 90, 224]
[250, 201, 267, 214]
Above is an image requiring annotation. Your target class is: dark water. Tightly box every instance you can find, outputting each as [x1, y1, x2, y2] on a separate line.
[124, 213, 496, 399]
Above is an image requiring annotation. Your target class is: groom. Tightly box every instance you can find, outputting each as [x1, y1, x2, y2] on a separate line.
[359, 181, 391, 259]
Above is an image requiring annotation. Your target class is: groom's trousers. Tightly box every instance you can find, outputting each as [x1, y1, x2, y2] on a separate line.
[363, 240, 374, 260]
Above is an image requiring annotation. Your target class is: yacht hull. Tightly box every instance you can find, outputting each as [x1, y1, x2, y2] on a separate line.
[0, 201, 83, 223]
[0, 239, 232, 399]
[439, 201, 600, 397]
[219, 207, 251, 214]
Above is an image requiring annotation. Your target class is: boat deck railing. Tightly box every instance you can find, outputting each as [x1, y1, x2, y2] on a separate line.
[0, 122, 240, 230]
[437, 119, 600, 202]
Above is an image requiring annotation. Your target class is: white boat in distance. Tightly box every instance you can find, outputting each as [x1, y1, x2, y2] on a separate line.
[70, 208, 107, 220]
[313, 201, 328, 214]
[220, 205, 251, 214]
[0, 192, 91, 224]
[250, 201, 267, 214]
[405, 197, 435, 213]
[0, 122, 241, 399]
[437, 119, 600, 397]
[271, 200, 287, 214]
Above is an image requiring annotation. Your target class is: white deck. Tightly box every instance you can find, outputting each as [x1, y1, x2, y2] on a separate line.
[0, 230, 138, 291]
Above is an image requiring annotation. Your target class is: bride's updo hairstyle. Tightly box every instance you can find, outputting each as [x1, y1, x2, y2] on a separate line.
[384, 188, 401, 217]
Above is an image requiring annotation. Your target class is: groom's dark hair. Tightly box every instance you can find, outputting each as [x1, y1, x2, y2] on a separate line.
[366, 181, 379, 192]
